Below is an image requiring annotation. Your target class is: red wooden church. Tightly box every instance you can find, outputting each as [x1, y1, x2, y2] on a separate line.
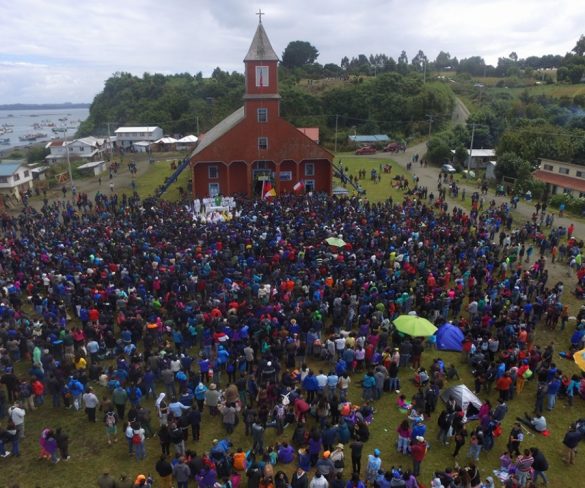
[190, 20, 333, 198]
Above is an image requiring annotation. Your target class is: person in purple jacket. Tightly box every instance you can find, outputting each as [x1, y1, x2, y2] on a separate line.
[278, 442, 295, 464]
[196, 466, 218, 488]
[308, 430, 323, 467]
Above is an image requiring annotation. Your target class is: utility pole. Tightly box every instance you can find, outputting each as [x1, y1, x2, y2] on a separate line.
[334, 114, 339, 153]
[467, 123, 476, 176]
[64, 126, 74, 195]
[426, 114, 434, 137]
[106, 122, 113, 161]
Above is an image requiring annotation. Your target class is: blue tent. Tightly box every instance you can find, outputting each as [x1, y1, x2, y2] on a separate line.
[436, 323, 464, 351]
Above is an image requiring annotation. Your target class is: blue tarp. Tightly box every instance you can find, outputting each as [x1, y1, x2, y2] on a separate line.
[348, 134, 390, 143]
[436, 322, 464, 351]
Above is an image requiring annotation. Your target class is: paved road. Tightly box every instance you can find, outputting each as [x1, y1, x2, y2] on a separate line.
[372, 141, 585, 240]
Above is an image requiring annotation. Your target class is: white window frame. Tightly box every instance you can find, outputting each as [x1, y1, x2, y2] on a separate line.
[258, 137, 268, 150]
[304, 162, 315, 176]
[279, 171, 292, 181]
[304, 179, 315, 192]
[208, 165, 219, 179]
[208, 183, 220, 197]
[559, 167, 570, 175]
[257, 108, 268, 123]
[255, 66, 269, 87]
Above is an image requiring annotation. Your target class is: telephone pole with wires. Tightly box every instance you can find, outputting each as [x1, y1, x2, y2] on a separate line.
[426, 114, 434, 137]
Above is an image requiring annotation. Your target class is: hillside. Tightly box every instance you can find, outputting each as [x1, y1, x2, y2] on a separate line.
[77, 70, 455, 149]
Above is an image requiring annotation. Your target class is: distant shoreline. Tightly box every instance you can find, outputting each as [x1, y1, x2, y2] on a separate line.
[0, 103, 90, 110]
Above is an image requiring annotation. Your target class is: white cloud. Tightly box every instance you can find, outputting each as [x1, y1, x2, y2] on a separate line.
[0, 0, 583, 103]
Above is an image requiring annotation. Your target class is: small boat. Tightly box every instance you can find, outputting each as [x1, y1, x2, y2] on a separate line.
[0, 138, 10, 145]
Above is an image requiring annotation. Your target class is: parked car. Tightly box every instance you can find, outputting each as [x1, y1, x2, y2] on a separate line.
[383, 142, 406, 153]
[355, 145, 377, 155]
[441, 163, 457, 174]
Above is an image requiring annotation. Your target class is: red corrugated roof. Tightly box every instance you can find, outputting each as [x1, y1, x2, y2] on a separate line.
[297, 127, 319, 142]
[533, 169, 585, 192]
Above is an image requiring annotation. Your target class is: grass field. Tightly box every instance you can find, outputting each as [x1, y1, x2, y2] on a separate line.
[5, 153, 584, 487]
[334, 153, 412, 203]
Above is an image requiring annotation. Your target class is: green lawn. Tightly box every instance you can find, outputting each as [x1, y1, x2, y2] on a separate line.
[335, 153, 412, 203]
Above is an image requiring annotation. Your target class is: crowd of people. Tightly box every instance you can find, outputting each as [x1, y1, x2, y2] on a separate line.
[0, 189, 584, 488]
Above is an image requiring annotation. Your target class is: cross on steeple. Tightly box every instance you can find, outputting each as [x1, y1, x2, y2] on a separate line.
[256, 9, 264, 24]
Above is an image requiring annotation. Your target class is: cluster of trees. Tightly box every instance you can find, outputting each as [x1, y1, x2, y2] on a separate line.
[426, 81, 585, 181]
[79, 67, 454, 146]
[278, 34, 585, 87]
[77, 70, 246, 137]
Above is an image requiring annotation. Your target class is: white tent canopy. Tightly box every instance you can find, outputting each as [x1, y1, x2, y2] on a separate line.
[440, 384, 482, 414]
[177, 135, 198, 143]
[155, 137, 178, 144]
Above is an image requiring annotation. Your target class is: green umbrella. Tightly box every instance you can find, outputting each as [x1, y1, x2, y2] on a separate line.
[393, 314, 437, 337]
[325, 237, 346, 247]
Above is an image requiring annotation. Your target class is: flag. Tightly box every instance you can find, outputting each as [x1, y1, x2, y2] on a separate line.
[293, 180, 304, 193]
[263, 181, 276, 199]
[262, 181, 275, 199]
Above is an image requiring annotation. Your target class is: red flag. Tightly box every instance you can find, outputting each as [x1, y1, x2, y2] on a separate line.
[262, 181, 273, 199]
[293, 181, 304, 193]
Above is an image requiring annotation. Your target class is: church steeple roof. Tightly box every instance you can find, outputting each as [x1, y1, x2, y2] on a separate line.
[244, 23, 279, 62]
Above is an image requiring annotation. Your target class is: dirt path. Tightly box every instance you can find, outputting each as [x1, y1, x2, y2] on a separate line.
[452, 96, 470, 124]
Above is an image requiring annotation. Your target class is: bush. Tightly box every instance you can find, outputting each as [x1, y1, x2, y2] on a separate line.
[549, 193, 585, 215]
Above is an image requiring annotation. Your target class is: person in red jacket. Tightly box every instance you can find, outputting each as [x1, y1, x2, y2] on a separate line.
[410, 436, 427, 477]
[31, 378, 45, 407]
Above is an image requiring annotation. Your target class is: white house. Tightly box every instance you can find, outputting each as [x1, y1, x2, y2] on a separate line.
[0, 160, 34, 200]
[533, 158, 585, 196]
[451, 148, 497, 169]
[66, 136, 106, 160]
[45, 140, 68, 162]
[114, 126, 163, 150]
[46, 136, 106, 163]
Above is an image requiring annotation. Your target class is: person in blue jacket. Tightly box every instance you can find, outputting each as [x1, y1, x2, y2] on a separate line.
[302, 371, 319, 402]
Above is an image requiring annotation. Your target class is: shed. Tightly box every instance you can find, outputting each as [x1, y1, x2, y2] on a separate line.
[77, 160, 106, 176]
[132, 141, 151, 153]
[485, 161, 497, 180]
[348, 134, 390, 144]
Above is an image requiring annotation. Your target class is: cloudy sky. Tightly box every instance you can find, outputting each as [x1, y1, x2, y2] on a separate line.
[1, 0, 583, 104]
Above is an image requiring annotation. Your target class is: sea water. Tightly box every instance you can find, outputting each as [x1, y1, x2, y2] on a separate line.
[0, 107, 89, 153]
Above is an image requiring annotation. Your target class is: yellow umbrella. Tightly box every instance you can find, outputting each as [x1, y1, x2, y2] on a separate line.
[393, 314, 438, 337]
[573, 349, 585, 372]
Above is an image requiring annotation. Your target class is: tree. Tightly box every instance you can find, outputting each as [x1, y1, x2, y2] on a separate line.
[397, 51, 409, 74]
[411, 50, 428, 70]
[281, 41, 319, 68]
[453, 145, 468, 166]
[457, 56, 487, 76]
[573, 34, 585, 56]
[435, 51, 453, 69]
[494, 152, 532, 181]
[26, 146, 49, 164]
[426, 136, 452, 164]
[509, 52, 518, 62]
